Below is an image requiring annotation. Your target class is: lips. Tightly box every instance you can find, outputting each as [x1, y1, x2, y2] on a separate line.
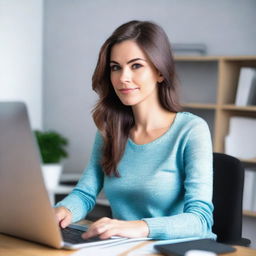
[119, 88, 139, 94]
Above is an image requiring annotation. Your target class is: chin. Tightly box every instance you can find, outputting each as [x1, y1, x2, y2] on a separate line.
[118, 97, 140, 106]
[120, 100, 136, 106]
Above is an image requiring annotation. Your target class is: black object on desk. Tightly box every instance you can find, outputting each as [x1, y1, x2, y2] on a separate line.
[154, 238, 236, 256]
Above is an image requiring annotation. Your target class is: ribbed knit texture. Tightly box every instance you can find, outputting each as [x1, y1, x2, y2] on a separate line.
[56, 112, 216, 240]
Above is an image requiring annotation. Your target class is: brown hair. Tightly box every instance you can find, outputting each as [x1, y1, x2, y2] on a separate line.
[92, 20, 181, 176]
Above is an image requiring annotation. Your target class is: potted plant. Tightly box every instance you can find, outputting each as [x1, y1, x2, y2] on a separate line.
[34, 130, 69, 190]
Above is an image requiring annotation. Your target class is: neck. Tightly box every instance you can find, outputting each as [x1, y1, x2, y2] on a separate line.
[131, 99, 175, 132]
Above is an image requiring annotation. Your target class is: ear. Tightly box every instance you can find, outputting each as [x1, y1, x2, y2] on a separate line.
[157, 72, 164, 83]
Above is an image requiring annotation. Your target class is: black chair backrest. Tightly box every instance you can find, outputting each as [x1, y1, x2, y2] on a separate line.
[212, 153, 250, 246]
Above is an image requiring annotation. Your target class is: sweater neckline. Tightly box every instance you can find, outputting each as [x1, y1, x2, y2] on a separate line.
[128, 112, 181, 149]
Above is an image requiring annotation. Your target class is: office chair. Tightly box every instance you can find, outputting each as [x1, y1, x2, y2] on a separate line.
[212, 152, 251, 246]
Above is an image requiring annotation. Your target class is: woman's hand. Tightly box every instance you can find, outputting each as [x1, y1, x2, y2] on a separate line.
[82, 217, 149, 240]
[54, 206, 72, 228]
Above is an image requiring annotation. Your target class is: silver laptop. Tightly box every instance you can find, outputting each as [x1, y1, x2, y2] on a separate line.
[0, 102, 125, 249]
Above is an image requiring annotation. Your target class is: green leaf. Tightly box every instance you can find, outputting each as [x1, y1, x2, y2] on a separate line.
[34, 130, 69, 164]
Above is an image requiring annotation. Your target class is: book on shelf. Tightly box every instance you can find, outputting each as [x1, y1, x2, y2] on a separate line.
[252, 172, 256, 212]
[225, 117, 256, 159]
[243, 169, 256, 211]
[235, 67, 256, 106]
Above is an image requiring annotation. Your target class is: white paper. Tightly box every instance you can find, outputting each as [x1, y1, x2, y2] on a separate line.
[70, 242, 143, 256]
[251, 171, 256, 212]
[225, 117, 256, 159]
[70, 238, 151, 256]
[243, 169, 255, 211]
[235, 67, 256, 106]
[70, 237, 201, 256]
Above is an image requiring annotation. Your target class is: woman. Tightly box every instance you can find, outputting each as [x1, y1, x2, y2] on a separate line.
[55, 20, 216, 240]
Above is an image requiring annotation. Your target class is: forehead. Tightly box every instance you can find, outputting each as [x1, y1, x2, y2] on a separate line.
[110, 40, 147, 61]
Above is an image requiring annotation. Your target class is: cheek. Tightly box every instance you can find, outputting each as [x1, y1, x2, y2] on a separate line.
[137, 70, 157, 84]
[110, 74, 119, 88]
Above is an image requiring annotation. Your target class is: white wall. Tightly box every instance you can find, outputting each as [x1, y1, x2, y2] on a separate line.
[0, 0, 43, 129]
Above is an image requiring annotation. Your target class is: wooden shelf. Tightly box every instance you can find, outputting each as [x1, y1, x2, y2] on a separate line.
[239, 158, 256, 164]
[223, 56, 256, 61]
[174, 55, 256, 62]
[222, 105, 256, 112]
[243, 210, 256, 217]
[182, 103, 256, 112]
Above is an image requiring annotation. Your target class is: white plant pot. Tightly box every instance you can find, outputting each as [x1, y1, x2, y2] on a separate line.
[41, 164, 63, 190]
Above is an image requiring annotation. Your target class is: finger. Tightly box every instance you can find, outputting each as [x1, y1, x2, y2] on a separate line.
[84, 217, 111, 233]
[54, 208, 66, 222]
[99, 229, 120, 239]
[60, 215, 71, 228]
[54, 207, 72, 228]
[82, 225, 106, 239]
[82, 222, 110, 239]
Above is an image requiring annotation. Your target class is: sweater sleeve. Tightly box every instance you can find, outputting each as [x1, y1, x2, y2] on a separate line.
[55, 131, 104, 223]
[143, 120, 216, 240]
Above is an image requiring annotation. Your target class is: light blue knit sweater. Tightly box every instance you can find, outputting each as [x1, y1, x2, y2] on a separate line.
[56, 112, 216, 240]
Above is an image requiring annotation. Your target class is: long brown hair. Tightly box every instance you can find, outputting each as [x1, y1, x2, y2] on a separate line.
[92, 20, 181, 177]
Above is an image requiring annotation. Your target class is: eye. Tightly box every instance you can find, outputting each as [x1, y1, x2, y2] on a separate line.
[131, 63, 142, 69]
[110, 65, 121, 71]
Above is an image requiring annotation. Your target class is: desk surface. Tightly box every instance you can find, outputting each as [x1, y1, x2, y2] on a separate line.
[0, 233, 255, 256]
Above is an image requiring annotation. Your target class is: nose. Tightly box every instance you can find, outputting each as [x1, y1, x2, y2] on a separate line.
[119, 67, 131, 84]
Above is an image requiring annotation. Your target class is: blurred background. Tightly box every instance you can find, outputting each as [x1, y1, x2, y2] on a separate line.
[1, 0, 256, 247]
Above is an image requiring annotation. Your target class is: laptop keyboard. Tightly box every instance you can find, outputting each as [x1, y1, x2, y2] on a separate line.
[61, 226, 103, 244]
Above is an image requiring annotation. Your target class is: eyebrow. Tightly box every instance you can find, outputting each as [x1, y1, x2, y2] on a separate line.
[110, 58, 147, 65]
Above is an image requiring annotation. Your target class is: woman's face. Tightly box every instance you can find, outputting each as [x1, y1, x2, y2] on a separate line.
[110, 40, 163, 106]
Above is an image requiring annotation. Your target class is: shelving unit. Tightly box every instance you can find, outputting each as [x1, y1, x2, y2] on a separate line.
[243, 210, 256, 218]
[175, 55, 256, 218]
